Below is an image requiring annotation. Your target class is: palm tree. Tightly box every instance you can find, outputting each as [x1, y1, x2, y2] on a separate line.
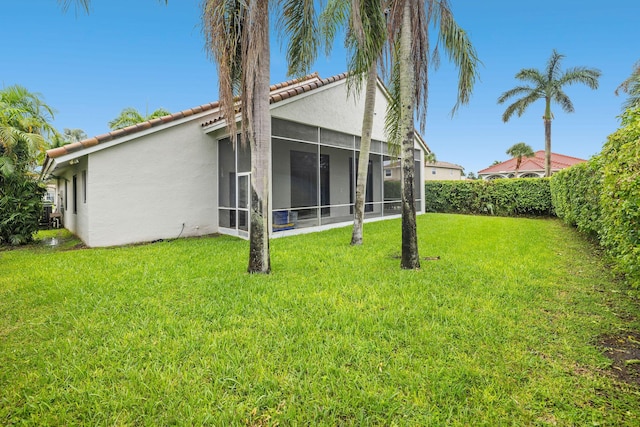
[615, 60, 640, 111]
[497, 50, 600, 177]
[108, 107, 171, 130]
[203, 0, 318, 273]
[63, 128, 88, 143]
[505, 142, 534, 177]
[0, 85, 54, 175]
[321, 0, 387, 246]
[385, 0, 479, 269]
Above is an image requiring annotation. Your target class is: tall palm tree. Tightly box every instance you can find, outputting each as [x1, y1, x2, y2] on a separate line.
[615, 60, 640, 111]
[108, 107, 171, 130]
[203, 0, 318, 273]
[497, 50, 600, 177]
[505, 142, 534, 177]
[385, 0, 479, 269]
[321, 0, 387, 246]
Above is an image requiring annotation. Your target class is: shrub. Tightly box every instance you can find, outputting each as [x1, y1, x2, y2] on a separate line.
[550, 161, 602, 236]
[551, 107, 640, 288]
[599, 108, 640, 286]
[424, 179, 553, 217]
[0, 174, 45, 245]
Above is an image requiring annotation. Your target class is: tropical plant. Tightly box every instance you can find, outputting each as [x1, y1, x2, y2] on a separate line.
[203, 0, 319, 273]
[108, 107, 171, 130]
[0, 85, 54, 245]
[615, 60, 640, 111]
[498, 50, 600, 177]
[385, 0, 480, 269]
[63, 128, 88, 143]
[424, 151, 437, 164]
[0, 85, 54, 175]
[506, 142, 534, 176]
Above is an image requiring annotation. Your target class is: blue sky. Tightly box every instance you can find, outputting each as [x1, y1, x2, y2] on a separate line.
[2, 0, 638, 174]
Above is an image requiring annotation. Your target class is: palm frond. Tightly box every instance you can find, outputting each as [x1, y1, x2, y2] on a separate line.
[501, 90, 541, 122]
[435, 0, 480, 115]
[553, 89, 575, 114]
[318, 0, 349, 56]
[202, 0, 246, 142]
[559, 66, 601, 90]
[546, 49, 565, 84]
[278, 0, 319, 78]
[514, 68, 545, 86]
[384, 41, 402, 158]
[344, 0, 386, 96]
[497, 85, 535, 104]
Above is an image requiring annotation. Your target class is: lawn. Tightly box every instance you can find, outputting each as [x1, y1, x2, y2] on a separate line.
[1, 214, 639, 425]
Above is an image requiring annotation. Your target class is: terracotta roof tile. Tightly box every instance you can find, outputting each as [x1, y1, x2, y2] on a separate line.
[478, 151, 586, 174]
[45, 72, 337, 160]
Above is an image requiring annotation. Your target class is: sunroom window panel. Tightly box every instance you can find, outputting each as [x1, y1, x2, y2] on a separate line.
[272, 118, 318, 142]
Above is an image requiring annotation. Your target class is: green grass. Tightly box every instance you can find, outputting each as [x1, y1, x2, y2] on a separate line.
[1, 214, 638, 425]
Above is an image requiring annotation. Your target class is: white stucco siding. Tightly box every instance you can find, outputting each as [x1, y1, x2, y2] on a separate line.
[271, 81, 389, 142]
[85, 122, 218, 247]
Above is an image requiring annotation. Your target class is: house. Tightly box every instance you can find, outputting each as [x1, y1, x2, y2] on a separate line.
[477, 151, 586, 180]
[41, 72, 430, 247]
[385, 160, 464, 181]
[424, 161, 465, 180]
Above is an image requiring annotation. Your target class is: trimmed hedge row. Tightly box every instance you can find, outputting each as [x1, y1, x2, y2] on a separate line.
[552, 107, 640, 288]
[424, 178, 553, 217]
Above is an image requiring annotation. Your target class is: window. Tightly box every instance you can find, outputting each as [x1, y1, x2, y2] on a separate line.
[384, 169, 392, 177]
[82, 170, 87, 203]
[290, 150, 329, 217]
[64, 180, 68, 211]
[72, 175, 78, 214]
[432, 168, 436, 175]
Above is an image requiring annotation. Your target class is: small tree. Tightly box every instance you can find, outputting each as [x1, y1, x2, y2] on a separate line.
[506, 142, 534, 177]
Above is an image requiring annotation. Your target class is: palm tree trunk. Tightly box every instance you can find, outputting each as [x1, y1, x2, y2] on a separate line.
[399, 3, 420, 270]
[247, 1, 271, 274]
[544, 98, 552, 177]
[544, 118, 552, 177]
[351, 65, 378, 246]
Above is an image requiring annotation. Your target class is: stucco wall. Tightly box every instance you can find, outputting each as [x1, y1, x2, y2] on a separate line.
[271, 81, 389, 142]
[84, 121, 218, 247]
[425, 166, 464, 181]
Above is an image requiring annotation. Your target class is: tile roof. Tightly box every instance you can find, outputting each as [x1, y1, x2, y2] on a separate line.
[45, 71, 348, 160]
[478, 150, 586, 174]
[426, 161, 464, 170]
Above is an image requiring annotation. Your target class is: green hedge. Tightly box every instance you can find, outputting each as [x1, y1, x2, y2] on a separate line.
[424, 178, 553, 217]
[551, 107, 640, 288]
[550, 161, 602, 236]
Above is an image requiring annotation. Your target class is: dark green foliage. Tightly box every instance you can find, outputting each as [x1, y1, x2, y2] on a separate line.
[551, 107, 640, 288]
[0, 174, 45, 245]
[550, 162, 602, 237]
[425, 178, 553, 217]
[599, 108, 640, 286]
[384, 180, 401, 200]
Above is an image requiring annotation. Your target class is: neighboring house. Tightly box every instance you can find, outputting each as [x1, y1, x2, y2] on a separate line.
[425, 161, 464, 180]
[477, 150, 586, 180]
[41, 72, 430, 247]
[384, 160, 462, 181]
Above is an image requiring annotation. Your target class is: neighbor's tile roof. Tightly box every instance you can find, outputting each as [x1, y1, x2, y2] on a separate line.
[426, 161, 464, 170]
[478, 150, 586, 174]
[45, 72, 348, 160]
